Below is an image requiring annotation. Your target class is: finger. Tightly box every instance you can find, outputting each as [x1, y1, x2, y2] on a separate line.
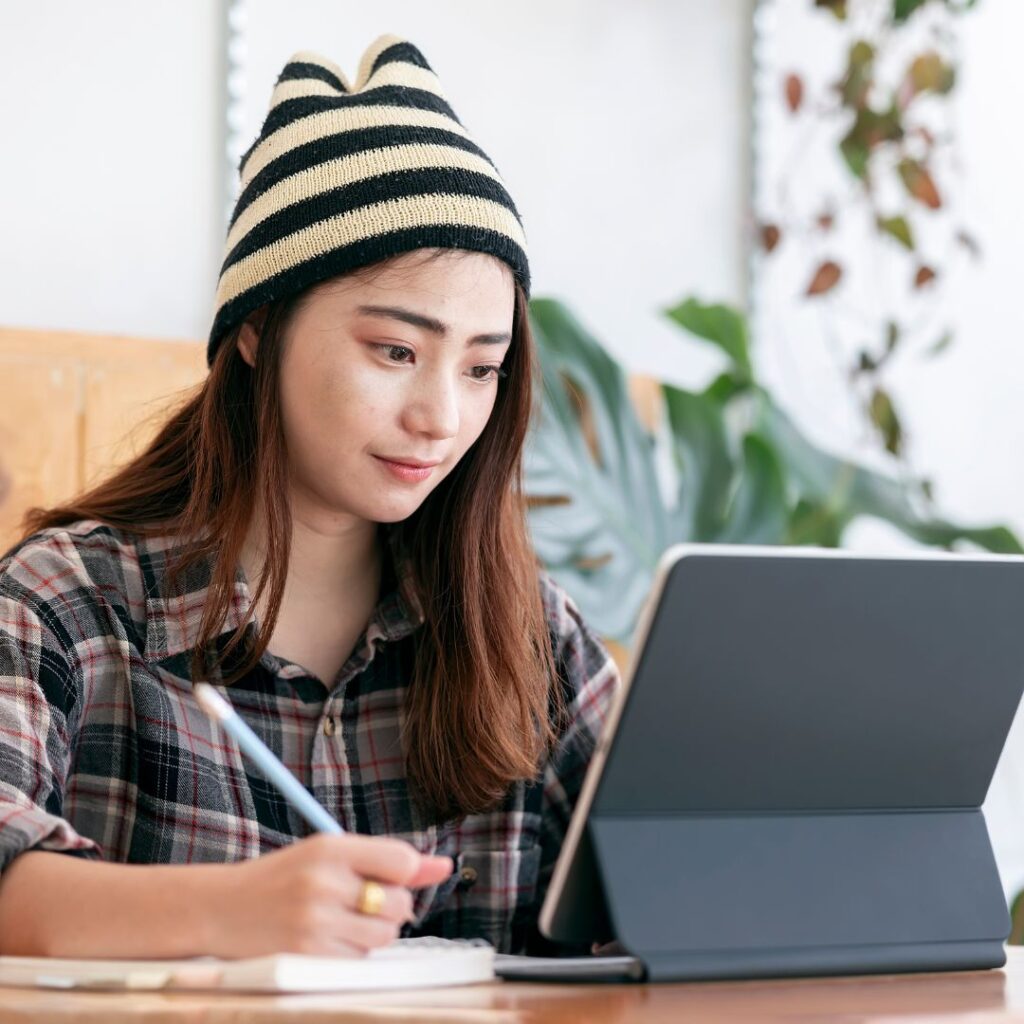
[322, 938, 365, 958]
[408, 855, 454, 889]
[292, 935, 366, 958]
[322, 834, 452, 887]
[341, 876, 413, 924]
[334, 909, 403, 952]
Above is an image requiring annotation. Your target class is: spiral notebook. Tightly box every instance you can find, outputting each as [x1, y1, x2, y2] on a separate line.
[0, 938, 494, 993]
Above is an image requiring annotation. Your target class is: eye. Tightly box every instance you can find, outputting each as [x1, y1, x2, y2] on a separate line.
[467, 365, 508, 384]
[370, 343, 414, 364]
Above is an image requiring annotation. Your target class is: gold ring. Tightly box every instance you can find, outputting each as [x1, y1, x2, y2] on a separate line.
[356, 879, 387, 917]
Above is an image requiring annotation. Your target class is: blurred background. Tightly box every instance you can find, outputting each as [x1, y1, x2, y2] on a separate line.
[3, 0, 1024, 915]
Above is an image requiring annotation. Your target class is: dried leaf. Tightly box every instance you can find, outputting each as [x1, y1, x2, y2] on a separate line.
[839, 135, 870, 180]
[526, 494, 573, 509]
[806, 261, 842, 297]
[573, 553, 614, 572]
[878, 215, 915, 250]
[897, 159, 942, 209]
[869, 387, 903, 456]
[908, 52, 956, 95]
[784, 73, 804, 113]
[815, 0, 848, 18]
[559, 372, 602, 466]
[839, 106, 902, 179]
[914, 265, 937, 288]
[760, 223, 781, 252]
[838, 40, 876, 108]
[860, 107, 903, 147]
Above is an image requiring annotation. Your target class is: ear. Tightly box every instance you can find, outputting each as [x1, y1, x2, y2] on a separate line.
[236, 307, 268, 368]
[236, 321, 258, 368]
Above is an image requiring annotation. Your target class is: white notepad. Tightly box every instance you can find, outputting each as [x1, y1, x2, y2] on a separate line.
[0, 938, 495, 992]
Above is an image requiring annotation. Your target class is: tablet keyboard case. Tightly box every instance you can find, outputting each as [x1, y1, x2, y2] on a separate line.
[575, 551, 1024, 981]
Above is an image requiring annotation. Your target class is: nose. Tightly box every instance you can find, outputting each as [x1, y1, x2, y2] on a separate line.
[402, 370, 460, 441]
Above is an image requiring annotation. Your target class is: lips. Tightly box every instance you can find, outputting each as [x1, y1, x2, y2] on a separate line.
[371, 455, 442, 484]
[374, 456, 442, 468]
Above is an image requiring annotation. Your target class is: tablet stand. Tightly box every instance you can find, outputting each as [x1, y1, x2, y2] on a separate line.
[589, 810, 1009, 981]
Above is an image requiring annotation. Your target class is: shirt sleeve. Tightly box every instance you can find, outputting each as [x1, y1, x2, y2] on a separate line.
[529, 571, 622, 951]
[0, 593, 101, 871]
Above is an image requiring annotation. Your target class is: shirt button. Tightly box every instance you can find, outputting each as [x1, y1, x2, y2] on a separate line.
[460, 865, 478, 886]
[322, 717, 336, 737]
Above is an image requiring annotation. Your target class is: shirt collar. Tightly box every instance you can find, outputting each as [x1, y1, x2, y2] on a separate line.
[141, 524, 425, 672]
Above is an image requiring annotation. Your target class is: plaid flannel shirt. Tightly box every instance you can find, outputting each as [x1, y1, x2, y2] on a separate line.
[0, 519, 619, 954]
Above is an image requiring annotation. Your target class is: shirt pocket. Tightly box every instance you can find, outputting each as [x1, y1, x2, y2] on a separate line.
[446, 843, 543, 953]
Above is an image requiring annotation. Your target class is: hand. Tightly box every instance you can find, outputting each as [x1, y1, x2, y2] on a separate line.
[205, 833, 453, 958]
[591, 940, 630, 956]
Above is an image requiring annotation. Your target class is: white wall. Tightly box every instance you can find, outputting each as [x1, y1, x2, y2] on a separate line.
[0, 1, 225, 343]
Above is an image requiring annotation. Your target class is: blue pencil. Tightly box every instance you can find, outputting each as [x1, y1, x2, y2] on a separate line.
[192, 681, 344, 835]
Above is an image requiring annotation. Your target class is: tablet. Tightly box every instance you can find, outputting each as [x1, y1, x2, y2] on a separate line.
[539, 544, 1024, 980]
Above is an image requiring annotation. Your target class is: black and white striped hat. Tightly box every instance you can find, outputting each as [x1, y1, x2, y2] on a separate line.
[207, 33, 530, 365]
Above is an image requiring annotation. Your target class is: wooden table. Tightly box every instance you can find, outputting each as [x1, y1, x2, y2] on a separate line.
[1, 948, 1023, 1023]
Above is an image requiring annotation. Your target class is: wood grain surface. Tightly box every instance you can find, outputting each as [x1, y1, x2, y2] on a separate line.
[0, 947, 1018, 1023]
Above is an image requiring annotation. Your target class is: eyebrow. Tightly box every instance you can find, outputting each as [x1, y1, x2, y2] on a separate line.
[355, 304, 511, 346]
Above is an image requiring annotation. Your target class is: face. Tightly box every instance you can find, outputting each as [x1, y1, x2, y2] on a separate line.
[237, 250, 515, 525]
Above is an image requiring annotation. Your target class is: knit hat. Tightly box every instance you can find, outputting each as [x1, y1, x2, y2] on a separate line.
[207, 34, 530, 366]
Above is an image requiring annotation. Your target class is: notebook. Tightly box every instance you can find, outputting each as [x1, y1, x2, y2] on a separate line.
[0, 937, 494, 993]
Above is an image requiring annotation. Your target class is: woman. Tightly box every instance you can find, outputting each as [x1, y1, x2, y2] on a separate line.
[0, 35, 619, 958]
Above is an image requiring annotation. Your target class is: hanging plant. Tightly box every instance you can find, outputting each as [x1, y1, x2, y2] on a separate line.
[757, 0, 981, 475]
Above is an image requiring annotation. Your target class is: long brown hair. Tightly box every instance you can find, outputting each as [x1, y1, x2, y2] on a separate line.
[20, 249, 559, 821]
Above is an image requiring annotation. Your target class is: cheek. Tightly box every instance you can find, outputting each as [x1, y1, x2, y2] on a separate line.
[280, 360, 389, 464]
[454, 391, 500, 454]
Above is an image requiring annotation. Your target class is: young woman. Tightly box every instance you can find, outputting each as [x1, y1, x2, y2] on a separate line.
[0, 36, 619, 958]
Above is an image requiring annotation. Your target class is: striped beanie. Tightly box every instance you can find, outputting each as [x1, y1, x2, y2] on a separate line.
[207, 33, 530, 366]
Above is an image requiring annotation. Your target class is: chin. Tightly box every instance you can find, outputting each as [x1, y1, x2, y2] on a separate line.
[359, 496, 430, 523]
[371, 507, 421, 524]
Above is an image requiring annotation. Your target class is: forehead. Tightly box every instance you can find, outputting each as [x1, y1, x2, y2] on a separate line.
[305, 250, 515, 326]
